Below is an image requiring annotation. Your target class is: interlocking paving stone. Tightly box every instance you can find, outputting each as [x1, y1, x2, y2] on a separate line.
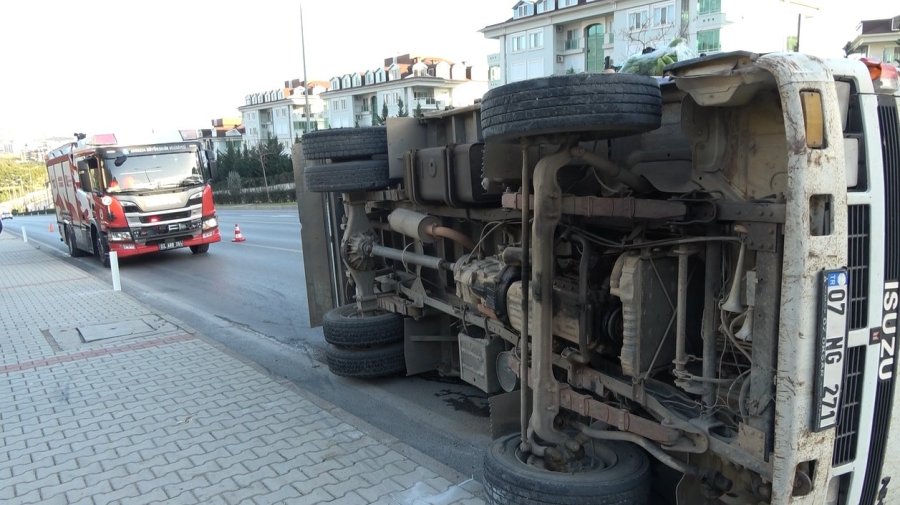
[0, 234, 485, 504]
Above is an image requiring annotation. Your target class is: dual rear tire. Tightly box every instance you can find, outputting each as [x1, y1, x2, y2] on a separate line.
[322, 303, 405, 379]
[302, 127, 392, 193]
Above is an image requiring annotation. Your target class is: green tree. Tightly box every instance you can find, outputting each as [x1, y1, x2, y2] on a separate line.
[414, 102, 423, 118]
[372, 100, 387, 126]
[397, 97, 408, 117]
[0, 158, 46, 205]
[842, 41, 856, 58]
[226, 171, 243, 203]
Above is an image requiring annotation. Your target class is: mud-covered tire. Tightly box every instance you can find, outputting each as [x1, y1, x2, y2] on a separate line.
[323, 304, 404, 348]
[483, 433, 651, 505]
[302, 127, 387, 161]
[325, 343, 405, 379]
[480, 74, 662, 142]
[304, 160, 390, 193]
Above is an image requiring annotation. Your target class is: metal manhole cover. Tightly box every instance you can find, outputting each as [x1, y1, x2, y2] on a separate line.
[78, 319, 157, 342]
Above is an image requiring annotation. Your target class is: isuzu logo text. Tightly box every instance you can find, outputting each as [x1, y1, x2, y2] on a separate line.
[879, 281, 898, 381]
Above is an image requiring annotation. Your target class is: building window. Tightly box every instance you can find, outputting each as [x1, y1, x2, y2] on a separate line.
[565, 29, 580, 50]
[514, 2, 534, 18]
[697, 0, 720, 15]
[489, 66, 502, 81]
[652, 3, 675, 26]
[628, 9, 649, 31]
[511, 34, 526, 52]
[697, 29, 720, 52]
[528, 30, 544, 49]
[559, 0, 577, 7]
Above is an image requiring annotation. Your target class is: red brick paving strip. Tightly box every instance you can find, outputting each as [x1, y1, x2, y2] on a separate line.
[0, 333, 196, 374]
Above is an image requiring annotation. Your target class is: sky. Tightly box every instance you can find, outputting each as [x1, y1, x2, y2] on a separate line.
[0, 0, 895, 145]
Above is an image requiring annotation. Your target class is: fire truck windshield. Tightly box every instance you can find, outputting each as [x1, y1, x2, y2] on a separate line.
[104, 152, 203, 193]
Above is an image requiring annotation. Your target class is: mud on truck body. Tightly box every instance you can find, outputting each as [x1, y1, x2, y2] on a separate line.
[296, 52, 900, 504]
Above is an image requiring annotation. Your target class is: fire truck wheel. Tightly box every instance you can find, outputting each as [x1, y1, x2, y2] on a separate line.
[302, 127, 387, 161]
[304, 160, 390, 193]
[190, 244, 210, 254]
[483, 433, 651, 505]
[323, 304, 404, 348]
[93, 231, 110, 268]
[325, 342, 405, 379]
[480, 73, 662, 142]
[66, 226, 86, 258]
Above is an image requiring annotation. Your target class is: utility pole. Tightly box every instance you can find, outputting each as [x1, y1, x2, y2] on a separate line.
[300, 2, 312, 135]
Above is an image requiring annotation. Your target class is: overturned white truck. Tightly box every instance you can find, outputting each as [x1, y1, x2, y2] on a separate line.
[296, 52, 900, 504]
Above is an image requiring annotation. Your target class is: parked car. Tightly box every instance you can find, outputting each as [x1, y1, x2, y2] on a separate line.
[1, 210, 12, 220]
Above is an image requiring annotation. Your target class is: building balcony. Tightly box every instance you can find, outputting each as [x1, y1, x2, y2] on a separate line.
[564, 38, 581, 51]
[412, 98, 446, 110]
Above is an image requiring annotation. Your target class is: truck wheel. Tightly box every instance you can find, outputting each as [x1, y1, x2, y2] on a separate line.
[480, 73, 662, 142]
[302, 127, 387, 161]
[93, 231, 110, 268]
[66, 226, 85, 258]
[190, 244, 210, 254]
[483, 434, 651, 505]
[304, 160, 390, 193]
[323, 304, 403, 348]
[325, 343, 405, 379]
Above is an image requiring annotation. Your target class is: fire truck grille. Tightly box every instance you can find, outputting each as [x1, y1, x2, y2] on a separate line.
[832, 345, 864, 466]
[139, 210, 192, 223]
[860, 102, 900, 505]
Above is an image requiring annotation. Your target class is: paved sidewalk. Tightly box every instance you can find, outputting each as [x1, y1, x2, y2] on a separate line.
[0, 233, 485, 505]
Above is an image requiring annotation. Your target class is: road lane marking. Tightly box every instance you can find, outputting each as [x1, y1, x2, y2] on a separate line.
[228, 242, 301, 254]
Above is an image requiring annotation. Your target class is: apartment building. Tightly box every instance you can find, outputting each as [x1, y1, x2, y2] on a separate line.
[321, 54, 488, 129]
[238, 79, 329, 148]
[482, 0, 821, 87]
[850, 15, 900, 63]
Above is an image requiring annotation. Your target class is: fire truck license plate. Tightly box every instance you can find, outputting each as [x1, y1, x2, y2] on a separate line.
[159, 240, 183, 251]
[814, 269, 849, 431]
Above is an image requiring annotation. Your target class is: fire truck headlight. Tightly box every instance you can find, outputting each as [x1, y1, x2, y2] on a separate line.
[108, 231, 133, 242]
[202, 217, 218, 230]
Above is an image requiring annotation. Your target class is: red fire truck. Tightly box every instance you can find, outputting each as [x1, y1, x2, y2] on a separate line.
[46, 133, 221, 266]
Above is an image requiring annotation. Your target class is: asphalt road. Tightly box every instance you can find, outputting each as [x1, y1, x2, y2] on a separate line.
[1, 208, 492, 479]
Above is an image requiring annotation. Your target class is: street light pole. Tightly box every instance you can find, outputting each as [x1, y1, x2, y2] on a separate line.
[300, 2, 312, 135]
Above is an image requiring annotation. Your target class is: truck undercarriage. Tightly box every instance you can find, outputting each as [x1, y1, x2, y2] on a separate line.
[297, 52, 900, 505]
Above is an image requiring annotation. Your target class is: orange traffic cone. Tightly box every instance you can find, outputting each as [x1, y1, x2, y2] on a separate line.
[232, 224, 246, 242]
[48, 223, 55, 232]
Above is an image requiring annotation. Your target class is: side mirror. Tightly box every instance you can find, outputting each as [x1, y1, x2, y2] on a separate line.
[205, 149, 218, 180]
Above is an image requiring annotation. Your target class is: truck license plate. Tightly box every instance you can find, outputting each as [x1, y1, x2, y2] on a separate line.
[159, 240, 183, 251]
[814, 269, 849, 431]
